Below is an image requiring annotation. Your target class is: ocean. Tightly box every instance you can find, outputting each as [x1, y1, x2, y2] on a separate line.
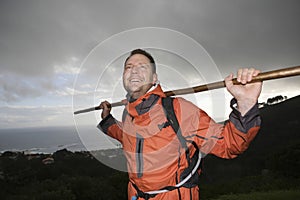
[0, 125, 119, 154]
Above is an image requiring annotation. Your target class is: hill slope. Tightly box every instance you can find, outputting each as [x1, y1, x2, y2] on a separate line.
[200, 95, 300, 182]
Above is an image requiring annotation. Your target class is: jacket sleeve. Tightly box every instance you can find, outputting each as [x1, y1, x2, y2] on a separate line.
[97, 114, 123, 143]
[177, 98, 261, 159]
[210, 98, 261, 158]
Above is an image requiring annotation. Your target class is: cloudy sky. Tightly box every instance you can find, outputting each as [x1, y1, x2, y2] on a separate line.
[1, 0, 300, 129]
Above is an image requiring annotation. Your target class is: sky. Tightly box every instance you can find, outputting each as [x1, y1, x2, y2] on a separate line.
[1, 0, 300, 129]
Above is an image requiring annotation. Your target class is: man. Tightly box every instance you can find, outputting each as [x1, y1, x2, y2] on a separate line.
[98, 49, 262, 200]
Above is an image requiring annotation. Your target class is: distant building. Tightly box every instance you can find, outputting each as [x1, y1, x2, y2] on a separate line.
[42, 157, 54, 165]
[266, 95, 287, 105]
[26, 154, 41, 160]
[2, 151, 19, 160]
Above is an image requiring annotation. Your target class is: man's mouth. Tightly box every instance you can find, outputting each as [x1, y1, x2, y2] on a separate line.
[129, 78, 142, 83]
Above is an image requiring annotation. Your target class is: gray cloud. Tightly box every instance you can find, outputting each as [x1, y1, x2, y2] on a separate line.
[0, 0, 299, 128]
[1, 0, 299, 77]
[0, 105, 73, 128]
[0, 74, 48, 102]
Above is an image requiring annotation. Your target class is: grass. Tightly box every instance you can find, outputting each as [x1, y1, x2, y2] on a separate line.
[209, 189, 300, 200]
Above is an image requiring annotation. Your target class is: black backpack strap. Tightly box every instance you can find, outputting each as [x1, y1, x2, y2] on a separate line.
[162, 97, 202, 187]
[162, 97, 188, 150]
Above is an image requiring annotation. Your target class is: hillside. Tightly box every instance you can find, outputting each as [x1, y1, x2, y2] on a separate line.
[202, 96, 300, 182]
[254, 95, 300, 153]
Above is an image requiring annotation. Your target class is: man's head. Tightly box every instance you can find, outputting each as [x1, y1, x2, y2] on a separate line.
[123, 49, 158, 99]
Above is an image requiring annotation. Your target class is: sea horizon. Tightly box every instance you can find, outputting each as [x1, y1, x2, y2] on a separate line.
[0, 125, 120, 154]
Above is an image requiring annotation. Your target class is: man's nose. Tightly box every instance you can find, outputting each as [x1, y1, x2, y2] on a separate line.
[131, 65, 140, 73]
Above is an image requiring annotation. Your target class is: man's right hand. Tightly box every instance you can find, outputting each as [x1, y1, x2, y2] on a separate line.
[99, 101, 112, 119]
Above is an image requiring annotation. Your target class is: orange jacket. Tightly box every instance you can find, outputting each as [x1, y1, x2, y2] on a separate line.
[98, 85, 261, 199]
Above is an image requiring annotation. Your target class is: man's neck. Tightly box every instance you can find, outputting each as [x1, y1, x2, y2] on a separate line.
[127, 84, 157, 101]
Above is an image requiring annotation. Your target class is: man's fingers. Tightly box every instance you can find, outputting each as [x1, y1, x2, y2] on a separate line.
[237, 69, 242, 82]
[225, 73, 234, 87]
[237, 68, 260, 83]
[253, 69, 261, 76]
[241, 68, 249, 84]
[100, 101, 112, 119]
[100, 101, 112, 110]
[247, 68, 255, 82]
[247, 68, 261, 82]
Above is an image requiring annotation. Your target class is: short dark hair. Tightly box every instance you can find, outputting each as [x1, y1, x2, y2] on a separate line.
[124, 49, 156, 73]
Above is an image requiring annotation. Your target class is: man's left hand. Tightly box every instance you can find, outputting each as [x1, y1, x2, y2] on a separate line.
[225, 68, 263, 116]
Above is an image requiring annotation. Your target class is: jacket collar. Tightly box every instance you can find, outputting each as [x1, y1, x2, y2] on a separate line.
[125, 84, 166, 118]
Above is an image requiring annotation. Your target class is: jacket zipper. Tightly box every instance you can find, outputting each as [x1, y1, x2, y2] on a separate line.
[136, 133, 144, 178]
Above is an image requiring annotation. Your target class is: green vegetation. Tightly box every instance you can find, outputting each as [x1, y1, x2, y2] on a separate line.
[0, 149, 128, 200]
[198, 141, 300, 199]
[209, 190, 300, 200]
[0, 141, 299, 199]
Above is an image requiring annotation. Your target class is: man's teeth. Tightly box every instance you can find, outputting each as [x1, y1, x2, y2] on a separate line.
[130, 79, 140, 82]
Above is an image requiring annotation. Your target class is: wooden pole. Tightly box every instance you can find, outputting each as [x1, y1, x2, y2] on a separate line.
[74, 65, 300, 115]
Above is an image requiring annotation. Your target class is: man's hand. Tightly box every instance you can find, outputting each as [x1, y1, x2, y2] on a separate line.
[225, 68, 262, 116]
[99, 101, 112, 119]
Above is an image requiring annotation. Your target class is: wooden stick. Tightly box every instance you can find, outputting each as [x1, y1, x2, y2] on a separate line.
[74, 65, 300, 115]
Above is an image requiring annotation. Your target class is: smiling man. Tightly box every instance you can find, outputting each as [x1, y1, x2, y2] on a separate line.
[98, 49, 262, 200]
[123, 49, 158, 100]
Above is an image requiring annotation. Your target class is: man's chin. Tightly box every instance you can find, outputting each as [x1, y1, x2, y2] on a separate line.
[127, 83, 144, 91]
[126, 87, 142, 95]
[126, 83, 152, 96]
[128, 85, 141, 92]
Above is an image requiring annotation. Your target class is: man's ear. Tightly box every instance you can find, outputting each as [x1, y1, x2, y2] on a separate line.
[152, 73, 158, 85]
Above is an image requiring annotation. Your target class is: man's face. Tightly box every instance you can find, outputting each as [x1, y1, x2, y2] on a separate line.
[123, 54, 157, 98]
